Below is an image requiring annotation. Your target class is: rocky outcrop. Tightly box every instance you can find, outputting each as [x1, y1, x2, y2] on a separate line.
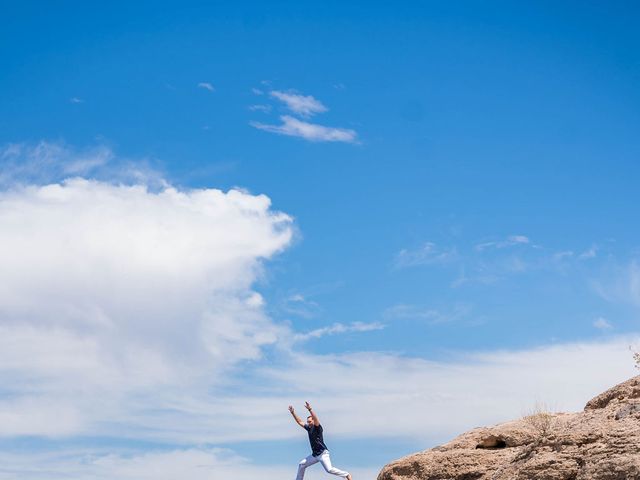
[378, 376, 640, 480]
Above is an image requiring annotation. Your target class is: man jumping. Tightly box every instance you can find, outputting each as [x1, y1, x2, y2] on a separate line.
[288, 402, 352, 480]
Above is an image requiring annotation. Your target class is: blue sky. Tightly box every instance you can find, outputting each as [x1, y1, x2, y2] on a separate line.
[1, 1, 640, 479]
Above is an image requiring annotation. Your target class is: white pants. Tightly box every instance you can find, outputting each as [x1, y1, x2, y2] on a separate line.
[296, 450, 349, 480]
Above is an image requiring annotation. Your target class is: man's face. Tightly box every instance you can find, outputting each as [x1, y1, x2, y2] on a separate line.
[307, 416, 314, 426]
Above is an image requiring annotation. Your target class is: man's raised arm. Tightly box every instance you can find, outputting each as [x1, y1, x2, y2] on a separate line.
[288, 405, 305, 428]
[305, 401, 320, 426]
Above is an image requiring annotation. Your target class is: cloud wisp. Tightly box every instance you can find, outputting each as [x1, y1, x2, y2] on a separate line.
[394, 242, 458, 268]
[197, 82, 215, 92]
[293, 321, 384, 342]
[475, 235, 530, 252]
[248, 104, 272, 113]
[593, 260, 640, 307]
[280, 293, 322, 319]
[580, 245, 598, 259]
[250, 88, 358, 143]
[269, 90, 328, 117]
[593, 317, 613, 330]
[251, 115, 358, 143]
[0, 141, 164, 187]
[395, 235, 616, 288]
[0, 448, 378, 480]
[384, 304, 471, 325]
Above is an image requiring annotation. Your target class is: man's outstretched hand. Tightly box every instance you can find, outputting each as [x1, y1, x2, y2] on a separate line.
[305, 401, 312, 412]
[288, 405, 295, 414]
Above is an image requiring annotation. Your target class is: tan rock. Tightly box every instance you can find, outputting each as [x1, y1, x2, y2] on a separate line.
[378, 376, 640, 480]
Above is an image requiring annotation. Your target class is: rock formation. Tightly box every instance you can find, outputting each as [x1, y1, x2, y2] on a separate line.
[378, 376, 640, 480]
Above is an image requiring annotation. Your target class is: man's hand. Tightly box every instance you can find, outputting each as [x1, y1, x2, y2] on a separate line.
[305, 401, 320, 426]
[289, 405, 305, 428]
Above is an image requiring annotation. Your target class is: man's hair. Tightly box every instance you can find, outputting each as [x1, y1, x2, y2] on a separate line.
[307, 415, 313, 420]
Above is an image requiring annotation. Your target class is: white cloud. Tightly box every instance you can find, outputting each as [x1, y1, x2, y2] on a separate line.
[383, 304, 470, 325]
[4, 328, 635, 459]
[553, 250, 574, 261]
[579, 245, 598, 259]
[0, 182, 636, 459]
[100, 335, 638, 446]
[475, 235, 530, 251]
[293, 322, 384, 342]
[631, 262, 640, 305]
[270, 91, 327, 117]
[0, 448, 379, 480]
[593, 317, 612, 330]
[251, 87, 264, 95]
[248, 104, 272, 113]
[593, 259, 640, 307]
[1, 143, 638, 480]
[69, 97, 83, 104]
[0, 448, 287, 480]
[254, 336, 638, 444]
[394, 242, 457, 268]
[0, 141, 162, 187]
[280, 294, 321, 319]
[0, 172, 293, 438]
[251, 116, 358, 143]
[250, 89, 357, 143]
[197, 82, 215, 92]
[1, 141, 111, 183]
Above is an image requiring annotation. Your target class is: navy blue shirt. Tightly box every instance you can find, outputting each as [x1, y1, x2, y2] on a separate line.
[304, 423, 328, 456]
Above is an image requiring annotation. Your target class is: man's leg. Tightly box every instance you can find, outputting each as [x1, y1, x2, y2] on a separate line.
[318, 451, 351, 479]
[296, 454, 319, 480]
